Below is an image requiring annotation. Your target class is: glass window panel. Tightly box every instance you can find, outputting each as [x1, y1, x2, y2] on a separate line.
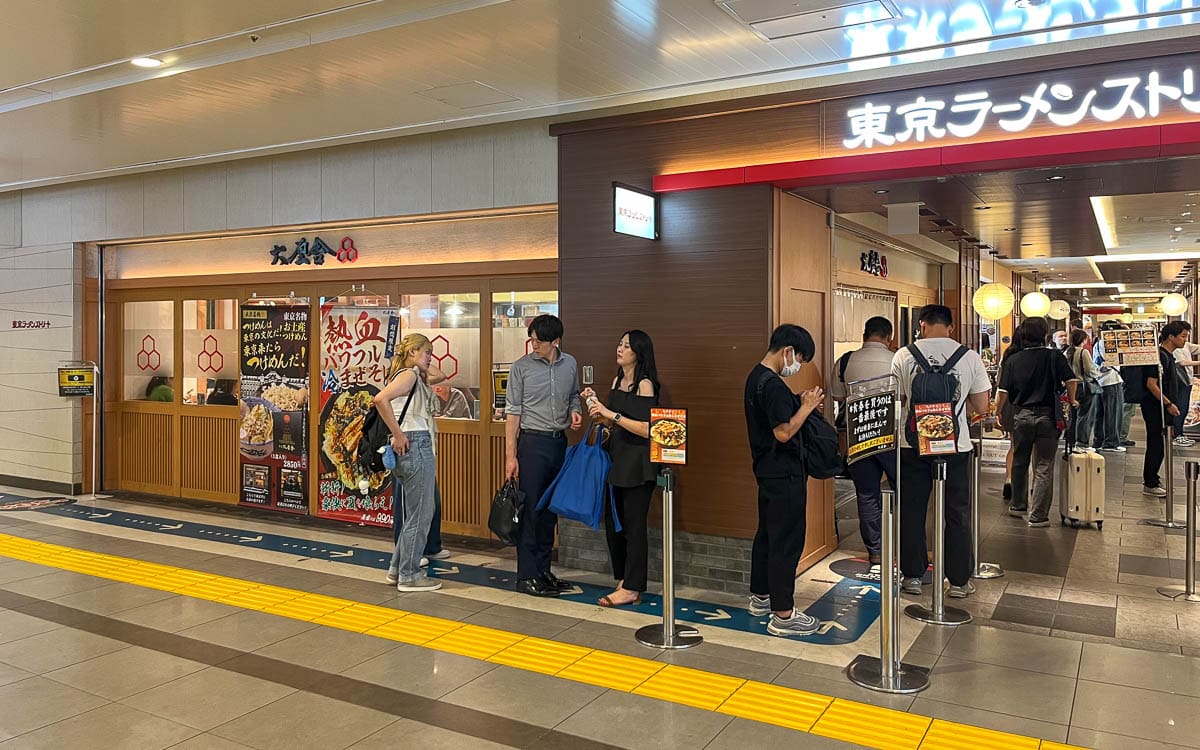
[123, 300, 175, 402]
[183, 299, 239, 406]
[491, 290, 559, 421]
[399, 293, 481, 421]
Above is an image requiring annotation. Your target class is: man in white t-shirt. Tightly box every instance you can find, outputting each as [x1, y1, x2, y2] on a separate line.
[1171, 322, 1200, 447]
[891, 305, 992, 600]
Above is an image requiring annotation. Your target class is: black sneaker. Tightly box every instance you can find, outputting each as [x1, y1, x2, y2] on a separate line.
[1121, 440, 1135, 447]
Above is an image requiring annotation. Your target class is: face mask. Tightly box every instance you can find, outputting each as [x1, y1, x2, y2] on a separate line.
[780, 349, 803, 378]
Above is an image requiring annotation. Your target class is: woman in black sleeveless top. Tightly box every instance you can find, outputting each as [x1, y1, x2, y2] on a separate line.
[582, 330, 659, 608]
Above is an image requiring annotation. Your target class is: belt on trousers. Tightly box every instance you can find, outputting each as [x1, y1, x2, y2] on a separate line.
[521, 428, 566, 439]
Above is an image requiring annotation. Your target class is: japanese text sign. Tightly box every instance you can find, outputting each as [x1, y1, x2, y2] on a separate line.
[650, 408, 687, 466]
[846, 391, 896, 464]
[58, 366, 95, 398]
[913, 402, 957, 458]
[269, 236, 360, 267]
[1101, 329, 1158, 367]
[827, 54, 1200, 153]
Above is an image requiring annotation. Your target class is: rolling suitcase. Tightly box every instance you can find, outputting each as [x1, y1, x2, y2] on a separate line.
[1058, 443, 1105, 530]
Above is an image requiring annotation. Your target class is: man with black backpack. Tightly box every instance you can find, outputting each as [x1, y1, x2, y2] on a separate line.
[830, 316, 895, 568]
[891, 306, 992, 600]
[743, 324, 825, 637]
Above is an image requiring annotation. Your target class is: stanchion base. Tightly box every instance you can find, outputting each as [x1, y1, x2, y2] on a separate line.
[846, 655, 930, 694]
[636, 624, 703, 650]
[971, 563, 1005, 580]
[1141, 518, 1188, 529]
[1157, 585, 1200, 602]
[905, 603, 972, 626]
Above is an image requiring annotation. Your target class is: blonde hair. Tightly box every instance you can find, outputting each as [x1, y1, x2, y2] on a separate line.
[389, 333, 432, 378]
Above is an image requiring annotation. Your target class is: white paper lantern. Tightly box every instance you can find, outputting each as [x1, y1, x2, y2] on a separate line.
[1047, 299, 1071, 320]
[1121, 313, 1134, 324]
[972, 283, 1015, 319]
[1019, 291, 1052, 318]
[1161, 292, 1189, 317]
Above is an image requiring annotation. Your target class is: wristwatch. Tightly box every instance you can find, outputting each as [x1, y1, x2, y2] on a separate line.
[613, 413, 623, 424]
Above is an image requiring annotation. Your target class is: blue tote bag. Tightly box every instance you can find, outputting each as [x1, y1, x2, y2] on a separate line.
[537, 424, 620, 532]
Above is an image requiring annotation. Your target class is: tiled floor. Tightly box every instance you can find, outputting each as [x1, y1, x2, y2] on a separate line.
[2, 420, 1200, 748]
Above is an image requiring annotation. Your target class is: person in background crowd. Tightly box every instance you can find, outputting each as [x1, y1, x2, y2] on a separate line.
[980, 332, 996, 369]
[997, 327, 1032, 502]
[995, 318, 1079, 527]
[1171, 321, 1199, 448]
[1052, 330, 1069, 351]
[1141, 322, 1189, 497]
[144, 376, 173, 402]
[829, 316, 896, 568]
[1092, 322, 1127, 453]
[206, 379, 239, 405]
[375, 333, 443, 592]
[1064, 329, 1100, 448]
[892, 306, 991, 599]
[432, 383, 473, 419]
[505, 314, 584, 597]
[583, 330, 660, 608]
[744, 324, 824, 637]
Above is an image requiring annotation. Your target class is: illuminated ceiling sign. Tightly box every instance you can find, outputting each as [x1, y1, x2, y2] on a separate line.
[828, 54, 1200, 152]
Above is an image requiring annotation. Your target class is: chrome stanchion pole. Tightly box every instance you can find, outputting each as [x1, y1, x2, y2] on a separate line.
[637, 468, 702, 649]
[1159, 461, 1200, 602]
[848, 489, 930, 693]
[906, 459, 972, 626]
[970, 438, 1004, 579]
[1145, 424, 1186, 529]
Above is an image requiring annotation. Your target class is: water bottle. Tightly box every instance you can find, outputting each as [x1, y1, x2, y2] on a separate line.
[382, 444, 397, 471]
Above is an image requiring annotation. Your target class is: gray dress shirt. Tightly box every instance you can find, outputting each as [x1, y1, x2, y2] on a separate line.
[505, 350, 582, 432]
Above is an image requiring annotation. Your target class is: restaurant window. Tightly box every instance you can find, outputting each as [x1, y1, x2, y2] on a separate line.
[183, 299, 239, 406]
[123, 301, 175, 402]
[491, 290, 559, 421]
[400, 293, 481, 420]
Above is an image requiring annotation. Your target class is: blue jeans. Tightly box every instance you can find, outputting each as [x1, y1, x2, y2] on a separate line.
[1092, 383, 1123, 449]
[388, 431, 437, 582]
[393, 480, 443, 556]
[846, 451, 897, 558]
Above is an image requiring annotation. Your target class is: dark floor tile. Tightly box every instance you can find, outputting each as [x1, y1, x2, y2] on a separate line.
[991, 604, 1056, 629]
[1057, 601, 1117, 620]
[996, 593, 1059, 612]
[980, 534, 1076, 577]
[1052, 613, 1117, 638]
[1119, 554, 1173, 578]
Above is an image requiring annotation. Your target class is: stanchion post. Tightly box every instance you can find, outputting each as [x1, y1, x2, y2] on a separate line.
[1159, 461, 1200, 602]
[636, 468, 702, 649]
[970, 438, 1003, 579]
[906, 459, 972, 626]
[847, 489, 930, 693]
[1145, 424, 1186, 529]
[90, 361, 100, 500]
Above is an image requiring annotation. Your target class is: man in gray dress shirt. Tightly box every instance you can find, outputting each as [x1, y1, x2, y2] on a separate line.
[505, 314, 583, 597]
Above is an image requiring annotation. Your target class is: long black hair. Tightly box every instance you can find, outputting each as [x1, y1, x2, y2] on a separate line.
[614, 329, 659, 394]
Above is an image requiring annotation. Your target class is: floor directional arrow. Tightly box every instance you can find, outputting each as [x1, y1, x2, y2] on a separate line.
[329, 550, 353, 559]
[817, 620, 849, 635]
[695, 608, 732, 621]
[238, 535, 263, 543]
[89, 512, 111, 519]
[159, 523, 183, 531]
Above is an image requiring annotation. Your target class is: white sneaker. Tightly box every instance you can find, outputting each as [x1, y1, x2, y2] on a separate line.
[385, 572, 398, 585]
[767, 610, 820, 637]
[397, 574, 442, 592]
[1144, 486, 1168, 498]
[748, 594, 771, 617]
[429, 549, 452, 560]
[901, 577, 923, 595]
[1173, 437, 1193, 447]
[948, 581, 976, 598]
[420, 556, 429, 567]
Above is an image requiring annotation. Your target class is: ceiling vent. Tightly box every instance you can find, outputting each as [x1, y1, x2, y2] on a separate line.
[415, 82, 519, 109]
[919, 207, 938, 217]
[930, 218, 955, 227]
[717, 0, 896, 41]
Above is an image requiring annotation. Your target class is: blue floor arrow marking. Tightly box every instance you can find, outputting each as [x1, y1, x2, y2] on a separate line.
[33, 503, 878, 644]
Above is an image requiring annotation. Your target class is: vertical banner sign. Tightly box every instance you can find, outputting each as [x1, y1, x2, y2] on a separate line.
[239, 302, 311, 514]
[845, 391, 896, 464]
[316, 305, 400, 527]
[649, 408, 688, 465]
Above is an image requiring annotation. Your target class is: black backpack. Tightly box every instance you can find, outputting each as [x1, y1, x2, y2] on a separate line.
[1121, 364, 1150, 404]
[354, 373, 415, 478]
[833, 351, 853, 429]
[753, 371, 843, 480]
[903, 344, 968, 454]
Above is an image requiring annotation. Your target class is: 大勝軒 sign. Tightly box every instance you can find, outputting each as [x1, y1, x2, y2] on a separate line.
[860, 250, 888, 278]
[649, 408, 687, 465]
[57, 366, 95, 398]
[829, 54, 1200, 153]
[845, 391, 896, 464]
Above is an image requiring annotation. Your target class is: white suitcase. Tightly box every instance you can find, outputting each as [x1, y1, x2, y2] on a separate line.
[1059, 448, 1105, 530]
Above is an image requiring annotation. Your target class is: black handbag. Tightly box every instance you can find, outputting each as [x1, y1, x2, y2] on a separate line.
[488, 479, 525, 546]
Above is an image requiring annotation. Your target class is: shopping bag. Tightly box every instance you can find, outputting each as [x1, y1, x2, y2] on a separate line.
[488, 479, 525, 546]
[537, 424, 620, 532]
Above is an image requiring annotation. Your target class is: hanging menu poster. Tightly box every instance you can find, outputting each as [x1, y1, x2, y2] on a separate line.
[1100, 328, 1158, 367]
[845, 391, 896, 464]
[316, 305, 401, 527]
[239, 302, 311, 514]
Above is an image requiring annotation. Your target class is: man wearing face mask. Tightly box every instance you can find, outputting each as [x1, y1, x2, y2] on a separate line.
[744, 324, 824, 637]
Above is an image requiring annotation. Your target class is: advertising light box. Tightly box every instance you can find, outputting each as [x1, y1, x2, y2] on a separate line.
[613, 183, 659, 240]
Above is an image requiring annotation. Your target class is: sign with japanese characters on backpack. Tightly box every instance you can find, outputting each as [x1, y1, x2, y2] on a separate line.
[846, 391, 896, 464]
[913, 402, 957, 457]
[315, 304, 401, 528]
[649, 408, 687, 465]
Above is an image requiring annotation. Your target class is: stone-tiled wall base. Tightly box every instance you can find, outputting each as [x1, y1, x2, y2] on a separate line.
[557, 520, 752, 594]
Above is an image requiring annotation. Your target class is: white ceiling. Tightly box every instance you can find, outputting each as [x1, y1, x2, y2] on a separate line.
[1, 0, 1199, 190]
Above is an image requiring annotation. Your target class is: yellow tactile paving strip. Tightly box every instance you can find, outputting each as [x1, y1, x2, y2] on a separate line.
[0, 532, 1089, 750]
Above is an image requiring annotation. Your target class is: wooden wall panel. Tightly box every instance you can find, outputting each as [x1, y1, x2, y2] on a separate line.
[119, 411, 172, 493]
[180, 413, 238, 502]
[437, 431, 482, 533]
[559, 106, 776, 538]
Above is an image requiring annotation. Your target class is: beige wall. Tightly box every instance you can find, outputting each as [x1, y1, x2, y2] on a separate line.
[0, 119, 558, 491]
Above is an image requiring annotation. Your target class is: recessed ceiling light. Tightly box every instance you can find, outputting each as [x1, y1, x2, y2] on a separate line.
[1175, 226, 1184, 232]
[1183, 212, 1192, 217]
[1022, 243, 1034, 247]
[131, 57, 164, 68]
[1003, 227, 1016, 232]
[873, 189, 889, 195]
[1048, 175, 1066, 181]
[975, 205, 992, 211]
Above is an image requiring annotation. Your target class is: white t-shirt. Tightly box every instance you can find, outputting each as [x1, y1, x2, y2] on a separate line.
[829, 342, 895, 400]
[891, 339, 992, 453]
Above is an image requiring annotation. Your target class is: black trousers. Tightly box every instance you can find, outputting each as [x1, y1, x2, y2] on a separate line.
[750, 475, 808, 613]
[1142, 397, 1166, 489]
[604, 482, 655, 592]
[899, 449, 973, 587]
[516, 432, 566, 580]
[846, 451, 897, 557]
